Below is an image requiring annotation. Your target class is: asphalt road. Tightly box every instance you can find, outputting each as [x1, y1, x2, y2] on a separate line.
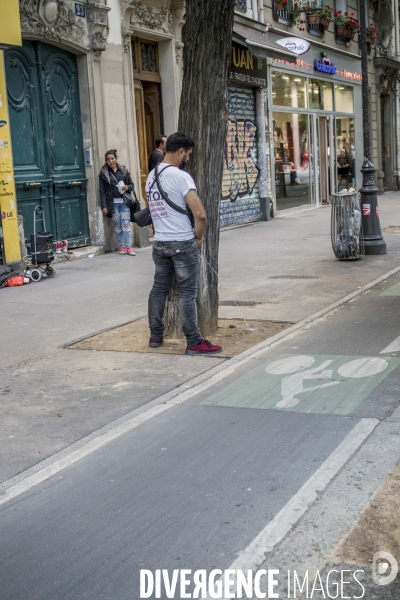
[2, 273, 400, 599]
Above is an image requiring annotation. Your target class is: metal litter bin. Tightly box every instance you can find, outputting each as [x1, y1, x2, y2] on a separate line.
[331, 191, 364, 260]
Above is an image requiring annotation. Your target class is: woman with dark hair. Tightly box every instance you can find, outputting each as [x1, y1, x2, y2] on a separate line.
[99, 149, 136, 255]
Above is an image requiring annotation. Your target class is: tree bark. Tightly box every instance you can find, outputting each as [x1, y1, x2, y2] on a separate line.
[164, 0, 235, 338]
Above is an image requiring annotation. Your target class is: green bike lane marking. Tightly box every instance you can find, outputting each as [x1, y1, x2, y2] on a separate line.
[201, 354, 400, 416]
[380, 282, 400, 296]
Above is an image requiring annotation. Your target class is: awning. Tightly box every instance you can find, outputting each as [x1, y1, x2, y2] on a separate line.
[233, 25, 298, 64]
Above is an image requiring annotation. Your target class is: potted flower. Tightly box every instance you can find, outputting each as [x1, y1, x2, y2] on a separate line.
[347, 14, 360, 40]
[366, 24, 378, 43]
[334, 11, 359, 39]
[316, 5, 334, 30]
[304, 1, 320, 25]
[275, 0, 288, 10]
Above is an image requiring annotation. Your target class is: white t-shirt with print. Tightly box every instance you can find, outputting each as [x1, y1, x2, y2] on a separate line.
[146, 164, 196, 242]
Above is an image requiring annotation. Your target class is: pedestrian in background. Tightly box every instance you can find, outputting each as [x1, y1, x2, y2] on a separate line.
[99, 149, 136, 256]
[148, 135, 167, 173]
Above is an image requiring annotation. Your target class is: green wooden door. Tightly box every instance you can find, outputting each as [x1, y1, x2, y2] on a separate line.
[5, 41, 90, 247]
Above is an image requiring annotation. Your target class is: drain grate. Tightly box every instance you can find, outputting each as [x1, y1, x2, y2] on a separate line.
[219, 300, 262, 307]
[269, 275, 318, 280]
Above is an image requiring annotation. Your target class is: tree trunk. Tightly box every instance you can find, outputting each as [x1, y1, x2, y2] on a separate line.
[164, 0, 235, 338]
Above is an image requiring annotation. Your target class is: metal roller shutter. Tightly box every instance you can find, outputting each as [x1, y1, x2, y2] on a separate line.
[220, 86, 260, 227]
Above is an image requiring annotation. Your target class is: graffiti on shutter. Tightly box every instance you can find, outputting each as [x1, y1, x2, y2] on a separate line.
[220, 87, 260, 227]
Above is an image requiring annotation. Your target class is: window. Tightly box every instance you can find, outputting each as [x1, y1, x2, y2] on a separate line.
[335, 0, 347, 13]
[292, 0, 324, 7]
[272, 72, 307, 108]
[132, 38, 160, 82]
[309, 79, 333, 110]
[234, 0, 247, 12]
[273, 112, 311, 210]
[335, 84, 354, 113]
[335, 117, 355, 190]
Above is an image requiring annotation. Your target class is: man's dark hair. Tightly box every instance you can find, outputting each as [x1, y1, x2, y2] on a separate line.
[155, 135, 167, 148]
[166, 132, 195, 153]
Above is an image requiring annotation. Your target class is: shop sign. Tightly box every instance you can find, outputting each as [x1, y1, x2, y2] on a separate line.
[275, 37, 310, 56]
[230, 43, 267, 87]
[314, 55, 337, 75]
[0, 0, 22, 48]
[0, 52, 21, 263]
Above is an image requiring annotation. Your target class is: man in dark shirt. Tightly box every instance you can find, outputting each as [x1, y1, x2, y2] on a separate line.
[148, 135, 167, 173]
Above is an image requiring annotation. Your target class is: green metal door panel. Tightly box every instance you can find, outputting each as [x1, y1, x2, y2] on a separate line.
[54, 181, 90, 246]
[16, 181, 55, 246]
[42, 51, 83, 174]
[5, 41, 90, 248]
[40, 43, 90, 245]
[5, 42, 55, 244]
[5, 49, 38, 169]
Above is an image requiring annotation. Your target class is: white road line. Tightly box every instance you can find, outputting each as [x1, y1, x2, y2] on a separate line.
[0, 404, 172, 508]
[380, 335, 400, 354]
[207, 418, 378, 600]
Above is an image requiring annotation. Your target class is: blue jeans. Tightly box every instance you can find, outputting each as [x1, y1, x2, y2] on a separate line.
[148, 239, 202, 347]
[112, 202, 132, 248]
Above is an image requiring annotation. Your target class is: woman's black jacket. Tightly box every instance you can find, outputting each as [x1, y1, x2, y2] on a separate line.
[99, 163, 135, 217]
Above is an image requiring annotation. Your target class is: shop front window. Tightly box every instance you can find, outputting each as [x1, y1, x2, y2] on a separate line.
[335, 117, 355, 191]
[272, 73, 307, 109]
[335, 84, 354, 113]
[273, 112, 311, 210]
[309, 79, 333, 111]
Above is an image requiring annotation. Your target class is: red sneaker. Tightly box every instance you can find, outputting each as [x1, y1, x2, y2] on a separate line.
[185, 339, 222, 355]
[149, 336, 163, 348]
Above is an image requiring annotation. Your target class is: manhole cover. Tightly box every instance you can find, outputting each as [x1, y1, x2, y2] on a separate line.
[269, 275, 318, 280]
[219, 300, 262, 307]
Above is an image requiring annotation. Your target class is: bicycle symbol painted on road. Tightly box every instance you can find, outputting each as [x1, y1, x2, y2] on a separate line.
[264, 355, 390, 410]
[203, 354, 400, 416]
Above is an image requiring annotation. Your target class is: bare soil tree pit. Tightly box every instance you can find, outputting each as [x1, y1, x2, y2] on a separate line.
[333, 462, 400, 566]
[69, 317, 293, 358]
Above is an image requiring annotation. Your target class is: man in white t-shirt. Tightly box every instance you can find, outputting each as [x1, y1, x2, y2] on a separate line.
[146, 132, 222, 355]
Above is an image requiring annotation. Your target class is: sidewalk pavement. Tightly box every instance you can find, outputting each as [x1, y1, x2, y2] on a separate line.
[1, 192, 400, 482]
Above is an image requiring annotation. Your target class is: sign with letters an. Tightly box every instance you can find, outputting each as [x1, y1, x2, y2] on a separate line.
[230, 43, 267, 87]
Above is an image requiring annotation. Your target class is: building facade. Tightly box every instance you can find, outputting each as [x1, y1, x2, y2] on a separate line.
[263, 0, 400, 215]
[6, 1, 400, 252]
[7, 0, 185, 251]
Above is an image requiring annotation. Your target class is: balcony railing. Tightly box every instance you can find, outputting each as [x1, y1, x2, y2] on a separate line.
[273, 4, 291, 25]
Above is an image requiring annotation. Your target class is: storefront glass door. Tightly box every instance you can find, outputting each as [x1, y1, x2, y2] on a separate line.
[334, 117, 356, 192]
[316, 116, 334, 204]
[273, 112, 312, 211]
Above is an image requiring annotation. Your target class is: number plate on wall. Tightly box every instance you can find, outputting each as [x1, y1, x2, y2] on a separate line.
[75, 3, 85, 18]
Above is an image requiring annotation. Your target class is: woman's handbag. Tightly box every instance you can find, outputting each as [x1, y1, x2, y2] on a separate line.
[122, 189, 140, 212]
[132, 206, 152, 227]
[110, 172, 140, 212]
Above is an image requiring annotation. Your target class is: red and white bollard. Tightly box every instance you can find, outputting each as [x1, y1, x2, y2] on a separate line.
[62, 240, 68, 253]
[55, 241, 62, 254]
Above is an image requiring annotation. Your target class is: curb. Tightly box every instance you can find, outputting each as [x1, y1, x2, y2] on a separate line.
[53, 245, 104, 264]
